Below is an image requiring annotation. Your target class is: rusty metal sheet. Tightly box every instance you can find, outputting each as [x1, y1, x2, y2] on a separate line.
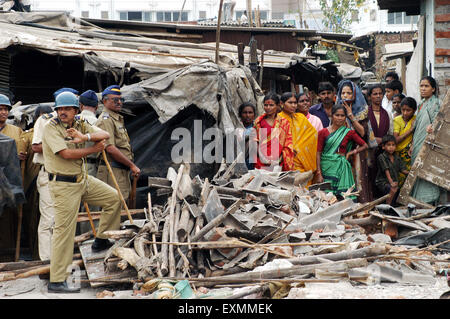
[398, 90, 450, 208]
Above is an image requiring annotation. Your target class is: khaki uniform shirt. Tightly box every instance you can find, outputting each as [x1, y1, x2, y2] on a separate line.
[42, 116, 100, 176]
[32, 111, 57, 165]
[0, 123, 23, 155]
[19, 128, 40, 192]
[80, 109, 98, 160]
[95, 108, 133, 163]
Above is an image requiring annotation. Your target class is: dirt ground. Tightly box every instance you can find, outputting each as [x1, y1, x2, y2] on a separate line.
[0, 272, 448, 299]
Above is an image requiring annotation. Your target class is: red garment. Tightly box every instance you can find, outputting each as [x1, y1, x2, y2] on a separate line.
[254, 116, 294, 171]
[317, 127, 366, 154]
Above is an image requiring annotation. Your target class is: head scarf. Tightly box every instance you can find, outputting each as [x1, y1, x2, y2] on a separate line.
[336, 80, 368, 120]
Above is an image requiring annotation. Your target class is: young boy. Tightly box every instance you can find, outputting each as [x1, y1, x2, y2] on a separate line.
[382, 80, 403, 116]
[375, 135, 409, 205]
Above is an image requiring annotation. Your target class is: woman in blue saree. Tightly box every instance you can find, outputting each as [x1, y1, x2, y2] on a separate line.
[336, 80, 373, 202]
[410, 76, 444, 204]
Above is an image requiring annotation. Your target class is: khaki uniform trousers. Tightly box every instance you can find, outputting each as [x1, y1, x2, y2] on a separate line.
[96, 165, 131, 204]
[36, 167, 55, 261]
[49, 175, 120, 283]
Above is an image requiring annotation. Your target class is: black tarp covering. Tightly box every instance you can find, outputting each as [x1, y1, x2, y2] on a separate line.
[124, 103, 221, 208]
[0, 133, 25, 216]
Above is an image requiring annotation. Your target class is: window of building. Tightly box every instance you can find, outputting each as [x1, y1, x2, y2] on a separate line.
[128, 11, 142, 21]
[144, 12, 151, 22]
[81, 11, 89, 18]
[370, 9, 377, 21]
[118, 11, 152, 22]
[101, 11, 109, 19]
[119, 12, 127, 20]
[388, 12, 420, 25]
[155, 11, 189, 22]
[199, 11, 206, 20]
[351, 10, 359, 22]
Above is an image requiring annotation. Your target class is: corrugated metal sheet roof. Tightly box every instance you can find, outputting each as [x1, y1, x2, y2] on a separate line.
[0, 11, 327, 81]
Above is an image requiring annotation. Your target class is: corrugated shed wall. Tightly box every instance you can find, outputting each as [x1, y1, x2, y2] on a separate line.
[0, 50, 11, 98]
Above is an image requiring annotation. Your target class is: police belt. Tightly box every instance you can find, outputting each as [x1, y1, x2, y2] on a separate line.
[48, 173, 83, 183]
[99, 159, 129, 171]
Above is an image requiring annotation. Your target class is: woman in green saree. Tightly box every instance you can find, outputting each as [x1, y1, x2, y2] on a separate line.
[410, 76, 443, 204]
[316, 105, 368, 199]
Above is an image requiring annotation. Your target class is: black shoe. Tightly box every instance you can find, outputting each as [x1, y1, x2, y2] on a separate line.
[91, 238, 114, 252]
[39, 273, 50, 280]
[48, 281, 80, 293]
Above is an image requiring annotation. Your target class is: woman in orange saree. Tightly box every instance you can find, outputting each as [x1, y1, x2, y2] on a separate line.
[278, 92, 318, 178]
[254, 93, 294, 171]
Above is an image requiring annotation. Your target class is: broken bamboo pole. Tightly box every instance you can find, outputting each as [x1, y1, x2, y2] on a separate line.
[191, 199, 245, 243]
[0, 259, 84, 282]
[83, 202, 97, 237]
[0, 253, 82, 273]
[168, 164, 185, 277]
[177, 204, 191, 242]
[175, 199, 246, 264]
[286, 244, 389, 266]
[195, 258, 368, 287]
[160, 215, 170, 276]
[342, 194, 390, 218]
[157, 277, 341, 287]
[147, 192, 162, 277]
[143, 240, 347, 249]
[102, 150, 133, 224]
[215, 0, 225, 64]
[226, 284, 269, 299]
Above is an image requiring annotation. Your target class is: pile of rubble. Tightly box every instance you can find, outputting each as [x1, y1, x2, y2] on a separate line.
[96, 162, 450, 299]
[0, 162, 448, 299]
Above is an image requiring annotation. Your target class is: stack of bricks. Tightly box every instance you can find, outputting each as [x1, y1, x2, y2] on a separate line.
[435, 0, 450, 100]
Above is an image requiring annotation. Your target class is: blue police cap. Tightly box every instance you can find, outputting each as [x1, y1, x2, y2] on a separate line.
[53, 88, 79, 100]
[79, 90, 99, 107]
[102, 85, 121, 99]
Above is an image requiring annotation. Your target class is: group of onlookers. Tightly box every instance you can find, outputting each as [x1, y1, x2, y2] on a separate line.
[238, 72, 444, 206]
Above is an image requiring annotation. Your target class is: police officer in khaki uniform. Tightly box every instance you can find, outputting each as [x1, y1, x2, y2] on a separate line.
[42, 92, 121, 293]
[32, 88, 79, 263]
[0, 94, 26, 160]
[96, 85, 140, 202]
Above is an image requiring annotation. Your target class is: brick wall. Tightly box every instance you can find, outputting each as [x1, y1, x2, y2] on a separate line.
[434, 0, 450, 100]
[374, 32, 416, 79]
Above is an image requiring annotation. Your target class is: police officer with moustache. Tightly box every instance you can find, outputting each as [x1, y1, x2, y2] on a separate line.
[95, 85, 140, 202]
[42, 92, 121, 293]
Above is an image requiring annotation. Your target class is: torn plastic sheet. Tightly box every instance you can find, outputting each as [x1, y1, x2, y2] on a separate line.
[0, 134, 26, 216]
[394, 228, 450, 250]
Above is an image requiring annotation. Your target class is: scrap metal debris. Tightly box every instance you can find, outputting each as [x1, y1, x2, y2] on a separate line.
[0, 161, 448, 298]
[89, 162, 449, 298]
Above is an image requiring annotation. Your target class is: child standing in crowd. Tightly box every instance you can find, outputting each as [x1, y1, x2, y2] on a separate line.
[393, 97, 416, 187]
[392, 93, 406, 118]
[375, 135, 409, 205]
[382, 80, 403, 115]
